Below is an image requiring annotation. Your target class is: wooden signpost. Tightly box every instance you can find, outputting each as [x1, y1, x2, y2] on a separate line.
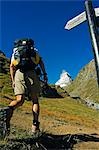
[65, 0, 99, 86]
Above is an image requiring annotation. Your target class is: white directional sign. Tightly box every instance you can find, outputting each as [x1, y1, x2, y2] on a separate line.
[65, 7, 99, 30]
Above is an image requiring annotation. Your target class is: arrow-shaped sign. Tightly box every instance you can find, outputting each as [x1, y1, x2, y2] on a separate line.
[65, 7, 99, 30]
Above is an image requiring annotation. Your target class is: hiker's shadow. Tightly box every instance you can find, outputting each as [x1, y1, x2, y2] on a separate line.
[12, 133, 99, 149]
[39, 133, 99, 149]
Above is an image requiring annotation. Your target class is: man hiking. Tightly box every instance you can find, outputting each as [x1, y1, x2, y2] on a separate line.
[7, 38, 48, 135]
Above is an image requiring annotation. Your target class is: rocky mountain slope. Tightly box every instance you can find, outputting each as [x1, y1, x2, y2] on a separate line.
[0, 50, 13, 99]
[0, 50, 10, 74]
[65, 59, 99, 103]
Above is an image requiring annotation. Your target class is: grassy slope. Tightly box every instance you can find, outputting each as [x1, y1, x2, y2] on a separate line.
[0, 73, 14, 101]
[0, 62, 99, 149]
[0, 73, 98, 135]
[66, 60, 99, 103]
[0, 96, 99, 149]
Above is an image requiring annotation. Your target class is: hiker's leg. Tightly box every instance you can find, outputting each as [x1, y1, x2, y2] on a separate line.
[6, 94, 25, 134]
[6, 70, 25, 134]
[13, 69, 26, 110]
[31, 94, 40, 132]
[7, 94, 25, 126]
[32, 95, 40, 122]
[9, 94, 25, 110]
[25, 70, 40, 132]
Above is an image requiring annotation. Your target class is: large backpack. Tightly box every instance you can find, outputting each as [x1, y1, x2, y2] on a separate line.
[12, 38, 39, 71]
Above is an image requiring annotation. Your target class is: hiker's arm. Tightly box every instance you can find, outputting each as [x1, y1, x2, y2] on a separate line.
[10, 63, 16, 87]
[39, 58, 48, 83]
[39, 58, 46, 75]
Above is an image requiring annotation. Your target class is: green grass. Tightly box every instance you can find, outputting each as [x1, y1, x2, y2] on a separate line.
[40, 97, 99, 120]
[0, 96, 99, 149]
[0, 73, 14, 97]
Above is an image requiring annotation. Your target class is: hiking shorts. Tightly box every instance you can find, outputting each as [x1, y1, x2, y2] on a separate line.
[14, 69, 40, 97]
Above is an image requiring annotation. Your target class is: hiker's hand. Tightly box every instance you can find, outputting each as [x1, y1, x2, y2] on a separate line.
[12, 81, 15, 88]
[43, 73, 48, 83]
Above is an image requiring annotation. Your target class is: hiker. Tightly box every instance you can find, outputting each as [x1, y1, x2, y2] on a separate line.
[7, 38, 48, 134]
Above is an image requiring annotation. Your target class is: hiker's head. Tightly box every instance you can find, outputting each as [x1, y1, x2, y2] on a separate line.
[14, 38, 34, 50]
[28, 39, 34, 48]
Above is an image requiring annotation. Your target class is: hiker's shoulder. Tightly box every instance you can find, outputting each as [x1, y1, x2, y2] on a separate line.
[34, 48, 41, 58]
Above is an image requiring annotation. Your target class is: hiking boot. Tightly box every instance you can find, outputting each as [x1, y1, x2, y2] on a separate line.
[31, 120, 40, 134]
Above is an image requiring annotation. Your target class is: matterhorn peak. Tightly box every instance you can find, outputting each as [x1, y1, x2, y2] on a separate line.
[55, 70, 72, 88]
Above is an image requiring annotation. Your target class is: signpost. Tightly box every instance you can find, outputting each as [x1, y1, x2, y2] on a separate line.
[65, 7, 99, 30]
[65, 0, 99, 86]
[85, 0, 99, 86]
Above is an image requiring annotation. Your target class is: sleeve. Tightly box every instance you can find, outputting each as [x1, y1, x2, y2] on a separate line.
[11, 48, 20, 66]
[10, 50, 19, 66]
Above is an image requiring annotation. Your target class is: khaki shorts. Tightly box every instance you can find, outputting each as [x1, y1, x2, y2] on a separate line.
[14, 69, 40, 96]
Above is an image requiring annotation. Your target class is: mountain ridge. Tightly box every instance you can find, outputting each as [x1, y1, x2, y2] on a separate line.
[65, 59, 99, 103]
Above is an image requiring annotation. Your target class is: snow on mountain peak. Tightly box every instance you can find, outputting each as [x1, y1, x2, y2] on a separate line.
[55, 70, 72, 87]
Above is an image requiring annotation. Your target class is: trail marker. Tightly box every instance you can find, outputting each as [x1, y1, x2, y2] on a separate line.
[65, 0, 99, 86]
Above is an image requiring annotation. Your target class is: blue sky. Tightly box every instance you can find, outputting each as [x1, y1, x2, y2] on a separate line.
[0, 0, 99, 84]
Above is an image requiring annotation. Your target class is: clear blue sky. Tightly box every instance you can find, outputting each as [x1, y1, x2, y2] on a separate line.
[0, 0, 99, 84]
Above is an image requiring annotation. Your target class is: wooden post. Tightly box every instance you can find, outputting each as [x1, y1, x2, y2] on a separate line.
[85, 0, 99, 86]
